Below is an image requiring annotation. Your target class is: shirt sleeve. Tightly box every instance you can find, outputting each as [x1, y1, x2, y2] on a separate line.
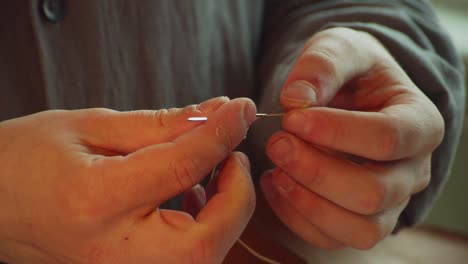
[248, 0, 466, 229]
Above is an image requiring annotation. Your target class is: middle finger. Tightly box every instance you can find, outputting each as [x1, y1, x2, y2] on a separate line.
[266, 131, 428, 215]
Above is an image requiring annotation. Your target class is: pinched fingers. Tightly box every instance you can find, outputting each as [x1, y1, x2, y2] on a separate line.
[86, 98, 257, 214]
[264, 25, 444, 251]
[279, 27, 444, 161]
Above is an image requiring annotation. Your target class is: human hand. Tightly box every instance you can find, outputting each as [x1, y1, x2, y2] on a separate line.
[260, 27, 444, 249]
[0, 97, 256, 264]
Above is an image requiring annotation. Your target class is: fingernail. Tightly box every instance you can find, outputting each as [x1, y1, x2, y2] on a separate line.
[237, 153, 251, 171]
[197, 96, 230, 113]
[281, 80, 317, 107]
[272, 170, 295, 193]
[193, 185, 206, 202]
[268, 136, 293, 164]
[243, 100, 257, 126]
[284, 111, 309, 136]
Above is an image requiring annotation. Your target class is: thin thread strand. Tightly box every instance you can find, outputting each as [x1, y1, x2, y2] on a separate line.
[237, 238, 283, 264]
[210, 168, 282, 264]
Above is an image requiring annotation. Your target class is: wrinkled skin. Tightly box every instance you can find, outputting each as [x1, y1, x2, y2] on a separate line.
[261, 27, 444, 250]
[0, 97, 257, 264]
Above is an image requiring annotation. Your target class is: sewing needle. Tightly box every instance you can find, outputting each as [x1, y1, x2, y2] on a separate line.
[187, 113, 284, 122]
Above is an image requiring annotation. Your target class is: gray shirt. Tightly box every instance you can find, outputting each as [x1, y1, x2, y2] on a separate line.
[0, 0, 465, 229]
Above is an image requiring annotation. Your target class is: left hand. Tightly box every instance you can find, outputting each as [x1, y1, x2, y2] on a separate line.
[260, 27, 445, 250]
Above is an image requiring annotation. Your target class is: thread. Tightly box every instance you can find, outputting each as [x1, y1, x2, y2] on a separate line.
[237, 238, 283, 264]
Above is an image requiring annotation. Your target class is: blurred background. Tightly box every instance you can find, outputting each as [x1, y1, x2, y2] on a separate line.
[423, 0, 468, 235]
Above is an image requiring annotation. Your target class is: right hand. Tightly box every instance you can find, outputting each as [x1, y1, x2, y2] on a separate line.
[0, 97, 257, 264]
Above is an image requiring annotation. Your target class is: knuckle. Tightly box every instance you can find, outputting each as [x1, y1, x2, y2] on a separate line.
[170, 157, 202, 193]
[377, 123, 401, 160]
[431, 108, 445, 148]
[71, 108, 109, 127]
[416, 161, 432, 193]
[82, 107, 114, 116]
[326, 26, 359, 37]
[181, 104, 199, 116]
[330, 28, 360, 50]
[132, 109, 175, 129]
[305, 155, 325, 190]
[310, 27, 358, 50]
[361, 179, 388, 215]
[72, 108, 106, 120]
[421, 169, 431, 190]
[323, 27, 383, 59]
[150, 109, 170, 127]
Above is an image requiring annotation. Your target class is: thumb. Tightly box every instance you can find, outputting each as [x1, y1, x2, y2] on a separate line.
[75, 96, 230, 154]
[279, 28, 378, 110]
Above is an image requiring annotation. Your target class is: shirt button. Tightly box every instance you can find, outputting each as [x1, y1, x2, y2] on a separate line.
[41, 0, 67, 23]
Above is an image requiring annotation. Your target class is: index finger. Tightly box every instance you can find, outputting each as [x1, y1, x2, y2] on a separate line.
[97, 98, 257, 210]
[282, 99, 444, 161]
[280, 27, 380, 110]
